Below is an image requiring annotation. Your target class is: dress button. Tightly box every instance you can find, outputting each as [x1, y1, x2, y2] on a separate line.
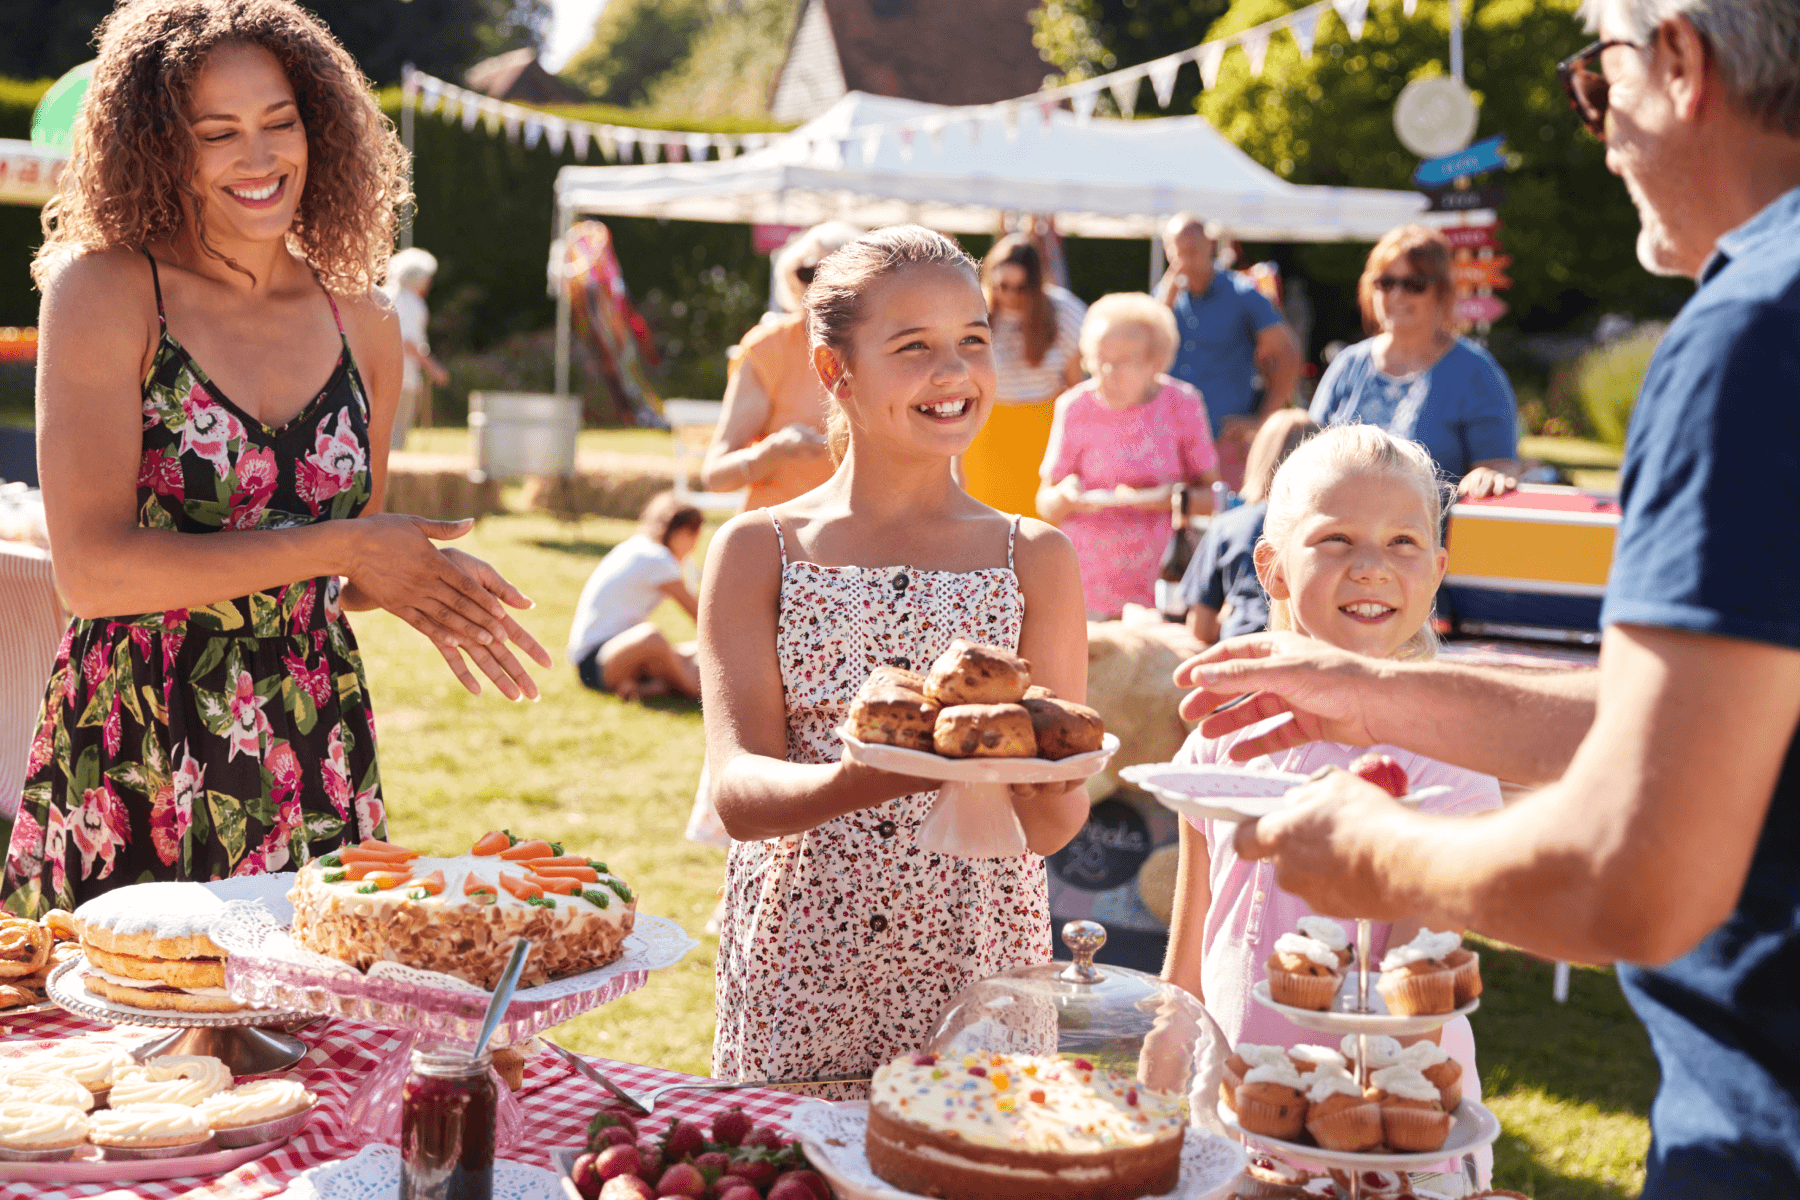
[892, 573, 910, 591]
[1253, 889, 1265, 902]
[889, 657, 911, 670]
[877, 820, 897, 839]
[869, 914, 889, 933]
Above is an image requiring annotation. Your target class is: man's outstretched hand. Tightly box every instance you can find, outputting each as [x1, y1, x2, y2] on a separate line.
[1174, 632, 1389, 759]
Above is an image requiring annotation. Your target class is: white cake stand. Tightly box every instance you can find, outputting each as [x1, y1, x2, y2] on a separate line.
[45, 957, 314, 1075]
[839, 730, 1119, 857]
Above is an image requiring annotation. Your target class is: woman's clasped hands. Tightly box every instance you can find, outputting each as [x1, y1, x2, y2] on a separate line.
[344, 513, 553, 700]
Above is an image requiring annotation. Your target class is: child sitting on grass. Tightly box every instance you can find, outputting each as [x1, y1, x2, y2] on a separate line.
[698, 226, 1089, 1095]
[1162, 425, 1501, 1191]
[566, 491, 702, 700]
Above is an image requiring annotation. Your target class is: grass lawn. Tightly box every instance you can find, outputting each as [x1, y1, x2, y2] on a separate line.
[344, 512, 1656, 1198]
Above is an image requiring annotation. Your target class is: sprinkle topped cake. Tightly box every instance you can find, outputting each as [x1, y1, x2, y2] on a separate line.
[865, 1051, 1185, 1200]
[287, 831, 636, 990]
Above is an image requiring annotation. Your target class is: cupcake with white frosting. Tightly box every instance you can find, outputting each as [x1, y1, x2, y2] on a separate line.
[0, 1101, 90, 1161]
[1286, 1044, 1347, 1075]
[87, 1102, 212, 1156]
[1339, 1033, 1404, 1070]
[1393, 1040, 1463, 1111]
[1302, 1067, 1382, 1152]
[1375, 929, 1461, 1015]
[1296, 916, 1354, 969]
[1265, 932, 1343, 1011]
[1365, 1065, 1451, 1152]
[1444, 942, 1482, 1005]
[1222, 1042, 1289, 1110]
[200, 1078, 317, 1148]
[1234, 1058, 1308, 1141]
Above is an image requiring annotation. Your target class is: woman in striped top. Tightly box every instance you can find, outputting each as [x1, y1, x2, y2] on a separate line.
[959, 236, 1085, 520]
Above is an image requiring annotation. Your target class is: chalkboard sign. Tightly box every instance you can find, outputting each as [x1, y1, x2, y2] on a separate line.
[1049, 798, 1152, 893]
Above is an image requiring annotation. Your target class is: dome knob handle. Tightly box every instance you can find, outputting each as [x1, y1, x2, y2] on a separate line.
[1059, 920, 1106, 983]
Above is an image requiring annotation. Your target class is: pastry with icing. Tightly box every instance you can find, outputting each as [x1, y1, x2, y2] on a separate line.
[1365, 1065, 1452, 1152]
[1286, 1044, 1348, 1075]
[1266, 931, 1344, 1011]
[865, 1050, 1185, 1200]
[1296, 916, 1354, 968]
[199, 1078, 316, 1130]
[0, 1101, 89, 1156]
[289, 832, 636, 990]
[0, 1068, 96, 1111]
[1234, 1058, 1309, 1141]
[1302, 1067, 1382, 1152]
[86, 1102, 212, 1150]
[13, 1040, 136, 1094]
[110, 1055, 233, 1108]
[73, 883, 242, 1014]
[1444, 943, 1483, 1005]
[1222, 1043, 1289, 1110]
[1376, 930, 1462, 1016]
[1392, 1040, 1463, 1111]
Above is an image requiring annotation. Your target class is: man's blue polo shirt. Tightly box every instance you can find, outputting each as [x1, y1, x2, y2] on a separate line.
[1600, 185, 1800, 1197]
[1169, 271, 1283, 437]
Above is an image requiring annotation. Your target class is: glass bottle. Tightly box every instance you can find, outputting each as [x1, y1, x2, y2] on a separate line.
[402, 1046, 497, 1200]
[1156, 484, 1195, 622]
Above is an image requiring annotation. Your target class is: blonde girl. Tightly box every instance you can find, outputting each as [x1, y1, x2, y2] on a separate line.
[1037, 292, 1219, 618]
[700, 226, 1089, 1094]
[1162, 425, 1500, 1189]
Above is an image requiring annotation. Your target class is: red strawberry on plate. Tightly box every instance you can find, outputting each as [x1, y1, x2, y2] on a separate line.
[1349, 752, 1408, 799]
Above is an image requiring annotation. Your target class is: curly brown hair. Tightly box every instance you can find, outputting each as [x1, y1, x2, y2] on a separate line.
[33, 0, 409, 295]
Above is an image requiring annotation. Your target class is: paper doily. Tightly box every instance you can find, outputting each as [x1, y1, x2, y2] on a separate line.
[214, 902, 697, 1046]
[275, 1144, 561, 1200]
[784, 1101, 1244, 1200]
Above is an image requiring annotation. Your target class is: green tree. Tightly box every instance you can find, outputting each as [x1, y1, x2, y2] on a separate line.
[643, 0, 801, 119]
[1034, 0, 1232, 111]
[1193, 0, 1691, 336]
[560, 0, 714, 108]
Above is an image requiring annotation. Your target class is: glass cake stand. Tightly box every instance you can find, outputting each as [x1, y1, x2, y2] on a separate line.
[209, 902, 697, 1149]
[45, 957, 314, 1075]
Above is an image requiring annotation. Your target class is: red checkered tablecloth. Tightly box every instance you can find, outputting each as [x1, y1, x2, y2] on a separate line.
[3, 1009, 812, 1200]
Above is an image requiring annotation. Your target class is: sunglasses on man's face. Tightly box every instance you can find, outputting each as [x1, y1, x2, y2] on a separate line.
[1557, 39, 1645, 139]
[1374, 275, 1435, 295]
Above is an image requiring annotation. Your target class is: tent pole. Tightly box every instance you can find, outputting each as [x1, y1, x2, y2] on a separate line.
[553, 202, 573, 400]
[399, 63, 415, 251]
[1450, 0, 1465, 82]
[1150, 232, 1165, 292]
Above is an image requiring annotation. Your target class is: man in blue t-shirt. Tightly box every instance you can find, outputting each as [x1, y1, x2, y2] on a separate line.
[1159, 5, 1800, 1195]
[1157, 214, 1301, 443]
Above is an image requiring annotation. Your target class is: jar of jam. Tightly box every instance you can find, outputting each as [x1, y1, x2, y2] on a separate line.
[402, 1046, 497, 1200]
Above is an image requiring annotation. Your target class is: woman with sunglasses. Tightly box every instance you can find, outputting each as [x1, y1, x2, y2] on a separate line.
[960, 235, 1087, 519]
[1308, 225, 1522, 499]
[700, 222, 860, 510]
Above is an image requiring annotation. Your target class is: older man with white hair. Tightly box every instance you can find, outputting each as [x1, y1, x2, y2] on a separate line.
[381, 247, 450, 452]
[1166, 0, 1800, 1194]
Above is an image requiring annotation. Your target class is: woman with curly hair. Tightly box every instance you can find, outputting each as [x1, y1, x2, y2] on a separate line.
[5, 0, 551, 916]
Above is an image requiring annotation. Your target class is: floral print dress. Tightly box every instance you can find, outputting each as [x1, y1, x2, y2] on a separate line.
[3, 250, 385, 917]
[711, 513, 1053, 1096]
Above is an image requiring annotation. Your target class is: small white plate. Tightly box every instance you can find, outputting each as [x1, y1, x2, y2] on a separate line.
[1217, 1097, 1501, 1171]
[1120, 763, 1450, 824]
[840, 730, 1119, 784]
[1078, 485, 1174, 509]
[1250, 980, 1479, 1037]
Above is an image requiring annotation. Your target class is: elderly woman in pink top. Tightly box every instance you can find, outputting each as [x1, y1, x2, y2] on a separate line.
[1162, 425, 1501, 1191]
[1036, 293, 1219, 619]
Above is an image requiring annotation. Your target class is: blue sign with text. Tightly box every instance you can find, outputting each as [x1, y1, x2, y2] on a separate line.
[1413, 135, 1508, 187]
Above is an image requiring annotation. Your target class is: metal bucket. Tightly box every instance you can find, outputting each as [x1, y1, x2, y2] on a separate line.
[468, 392, 580, 480]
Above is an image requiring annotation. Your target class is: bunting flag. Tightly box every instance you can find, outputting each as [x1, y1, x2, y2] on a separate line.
[665, 140, 686, 163]
[1404, 0, 1418, 13]
[1037, 98, 1057, 131]
[686, 132, 710, 162]
[522, 116, 542, 148]
[460, 97, 479, 132]
[1334, 0, 1370, 41]
[643, 138, 661, 164]
[1289, 6, 1322, 59]
[1003, 104, 1021, 140]
[1109, 76, 1139, 118]
[570, 122, 590, 160]
[966, 116, 983, 147]
[1148, 56, 1182, 107]
[900, 128, 917, 160]
[1072, 87, 1099, 122]
[545, 118, 567, 153]
[1242, 28, 1272, 78]
[1198, 41, 1227, 90]
[925, 116, 948, 151]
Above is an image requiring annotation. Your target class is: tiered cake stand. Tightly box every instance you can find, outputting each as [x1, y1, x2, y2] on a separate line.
[1217, 920, 1501, 1198]
[210, 902, 697, 1150]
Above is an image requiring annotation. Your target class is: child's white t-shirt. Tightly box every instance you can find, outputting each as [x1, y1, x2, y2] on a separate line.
[566, 535, 683, 664]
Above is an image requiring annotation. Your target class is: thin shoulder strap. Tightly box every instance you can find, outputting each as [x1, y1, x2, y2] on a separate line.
[141, 246, 166, 332]
[1008, 514, 1019, 571]
[321, 284, 347, 338]
[769, 509, 789, 568]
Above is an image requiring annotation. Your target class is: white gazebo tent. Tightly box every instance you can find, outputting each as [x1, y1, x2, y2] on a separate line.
[550, 91, 1427, 396]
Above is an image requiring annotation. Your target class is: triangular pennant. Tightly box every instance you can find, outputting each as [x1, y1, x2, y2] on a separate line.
[900, 127, 916, 160]
[1404, 0, 1418, 13]
[1242, 28, 1272, 78]
[1333, 0, 1369, 41]
[612, 129, 634, 163]
[1003, 104, 1021, 140]
[1109, 75, 1139, 118]
[522, 117, 542, 148]
[571, 123, 591, 161]
[1037, 98, 1057, 130]
[837, 138, 854, 163]
[1289, 6, 1322, 59]
[419, 79, 441, 115]
[966, 116, 983, 146]
[665, 140, 685, 163]
[643, 138, 661, 164]
[1072, 85, 1100, 122]
[926, 116, 948, 151]
[714, 135, 736, 160]
[1148, 56, 1181, 108]
[502, 111, 522, 143]
[482, 100, 503, 136]
[1198, 41, 1226, 90]
[460, 96, 479, 131]
[742, 133, 766, 153]
[686, 132, 710, 161]
[545, 118, 567, 154]
[861, 130, 882, 164]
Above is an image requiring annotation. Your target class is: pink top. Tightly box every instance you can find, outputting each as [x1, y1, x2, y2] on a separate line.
[1040, 377, 1218, 618]
[1176, 717, 1504, 1145]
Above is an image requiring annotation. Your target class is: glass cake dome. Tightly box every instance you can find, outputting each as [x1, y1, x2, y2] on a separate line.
[926, 920, 1231, 1131]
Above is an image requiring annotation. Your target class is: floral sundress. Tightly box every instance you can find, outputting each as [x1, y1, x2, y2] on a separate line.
[3, 249, 385, 917]
[711, 513, 1053, 1096]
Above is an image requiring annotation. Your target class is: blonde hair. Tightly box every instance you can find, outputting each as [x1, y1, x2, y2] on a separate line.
[803, 224, 979, 462]
[1239, 409, 1319, 504]
[1079, 292, 1179, 375]
[1257, 424, 1447, 659]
